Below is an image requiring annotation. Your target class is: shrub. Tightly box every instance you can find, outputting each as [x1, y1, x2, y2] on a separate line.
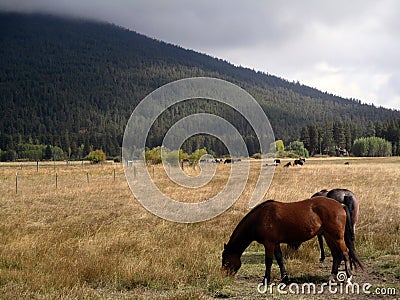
[86, 150, 106, 164]
[286, 141, 309, 158]
[0, 150, 16, 162]
[251, 153, 262, 159]
[190, 148, 208, 165]
[352, 137, 392, 157]
[274, 140, 285, 152]
[52, 146, 66, 161]
[145, 147, 191, 165]
[162, 149, 190, 166]
[144, 146, 162, 164]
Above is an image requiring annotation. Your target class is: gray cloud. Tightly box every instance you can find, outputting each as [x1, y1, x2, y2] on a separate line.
[0, 0, 399, 109]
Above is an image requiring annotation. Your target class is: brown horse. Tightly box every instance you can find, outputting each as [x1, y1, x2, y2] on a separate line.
[311, 189, 359, 262]
[222, 197, 363, 284]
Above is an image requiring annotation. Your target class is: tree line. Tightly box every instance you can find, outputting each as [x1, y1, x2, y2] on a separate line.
[299, 118, 400, 156]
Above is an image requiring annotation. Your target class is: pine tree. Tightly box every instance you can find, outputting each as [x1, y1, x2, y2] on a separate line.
[300, 126, 311, 152]
[308, 123, 319, 156]
[44, 145, 52, 160]
[366, 121, 376, 137]
[320, 122, 334, 155]
[334, 122, 346, 148]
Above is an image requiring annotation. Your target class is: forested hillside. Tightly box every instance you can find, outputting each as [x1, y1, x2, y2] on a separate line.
[1, 12, 400, 159]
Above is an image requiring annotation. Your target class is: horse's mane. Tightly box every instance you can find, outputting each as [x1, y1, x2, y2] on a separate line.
[250, 199, 275, 211]
[227, 200, 275, 248]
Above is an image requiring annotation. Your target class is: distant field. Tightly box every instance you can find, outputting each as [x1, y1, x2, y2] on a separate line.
[0, 157, 399, 299]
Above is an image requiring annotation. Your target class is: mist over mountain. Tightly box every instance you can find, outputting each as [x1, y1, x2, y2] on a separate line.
[1, 12, 399, 158]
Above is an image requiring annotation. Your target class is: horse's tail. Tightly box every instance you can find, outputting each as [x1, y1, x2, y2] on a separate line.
[343, 195, 355, 223]
[343, 200, 363, 270]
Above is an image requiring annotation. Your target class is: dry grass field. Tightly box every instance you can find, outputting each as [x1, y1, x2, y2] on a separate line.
[0, 157, 399, 299]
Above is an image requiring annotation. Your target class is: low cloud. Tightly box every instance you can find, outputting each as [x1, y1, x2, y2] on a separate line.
[1, 0, 399, 109]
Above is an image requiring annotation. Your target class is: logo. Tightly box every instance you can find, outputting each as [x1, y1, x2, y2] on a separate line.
[336, 271, 349, 283]
[257, 272, 396, 296]
[122, 77, 275, 223]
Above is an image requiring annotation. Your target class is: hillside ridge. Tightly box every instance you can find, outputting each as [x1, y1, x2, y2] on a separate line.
[1, 12, 399, 158]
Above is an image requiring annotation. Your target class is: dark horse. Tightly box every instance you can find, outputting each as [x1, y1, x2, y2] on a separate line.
[311, 189, 359, 262]
[222, 197, 363, 284]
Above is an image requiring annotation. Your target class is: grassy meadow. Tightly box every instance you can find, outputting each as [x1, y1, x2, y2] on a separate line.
[0, 157, 399, 299]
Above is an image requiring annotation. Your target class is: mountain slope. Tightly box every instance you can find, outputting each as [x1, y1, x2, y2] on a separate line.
[1, 12, 399, 157]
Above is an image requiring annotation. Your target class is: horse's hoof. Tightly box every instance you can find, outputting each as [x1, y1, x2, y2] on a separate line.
[281, 274, 289, 283]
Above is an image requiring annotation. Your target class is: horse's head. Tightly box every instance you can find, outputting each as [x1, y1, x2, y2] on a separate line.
[221, 243, 241, 275]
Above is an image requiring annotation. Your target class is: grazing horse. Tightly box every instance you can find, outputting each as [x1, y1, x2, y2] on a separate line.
[310, 188, 359, 262]
[222, 197, 363, 284]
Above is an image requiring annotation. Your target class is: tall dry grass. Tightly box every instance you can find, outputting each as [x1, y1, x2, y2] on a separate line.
[0, 157, 399, 299]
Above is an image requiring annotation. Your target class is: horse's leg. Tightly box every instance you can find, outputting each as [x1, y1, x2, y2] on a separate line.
[263, 243, 275, 285]
[324, 234, 352, 282]
[331, 252, 343, 281]
[327, 220, 353, 281]
[274, 244, 288, 282]
[318, 234, 326, 262]
[323, 234, 342, 280]
[338, 240, 352, 281]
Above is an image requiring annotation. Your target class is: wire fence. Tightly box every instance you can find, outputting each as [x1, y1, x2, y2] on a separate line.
[0, 161, 122, 194]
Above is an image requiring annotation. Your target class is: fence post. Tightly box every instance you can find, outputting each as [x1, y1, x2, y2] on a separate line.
[87, 171, 89, 184]
[37, 161, 39, 172]
[15, 172, 18, 194]
[56, 172, 58, 189]
[113, 167, 116, 182]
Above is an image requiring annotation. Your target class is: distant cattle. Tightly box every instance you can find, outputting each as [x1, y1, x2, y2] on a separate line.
[224, 159, 232, 164]
[283, 162, 292, 167]
[294, 159, 304, 166]
[274, 159, 281, 165]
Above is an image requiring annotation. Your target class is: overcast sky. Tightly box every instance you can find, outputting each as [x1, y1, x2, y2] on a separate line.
[1, 0, 399, 110]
